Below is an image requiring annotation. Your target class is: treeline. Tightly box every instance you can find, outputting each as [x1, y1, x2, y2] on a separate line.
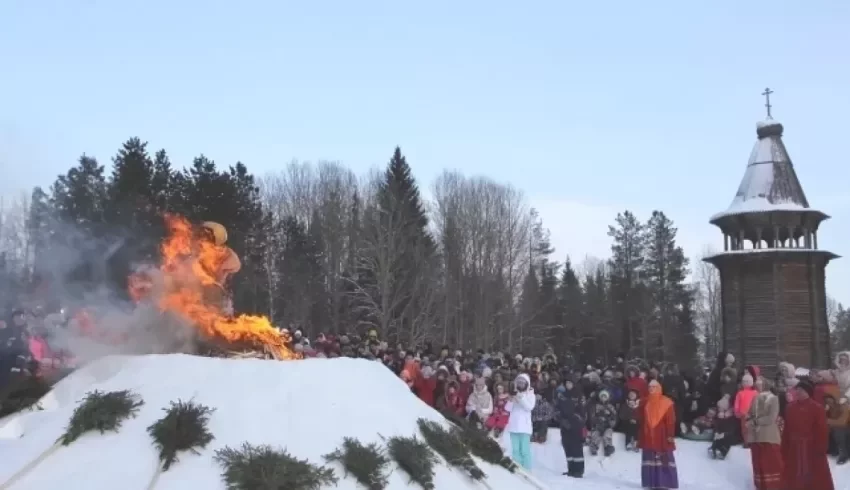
[0, 138, 703, 367]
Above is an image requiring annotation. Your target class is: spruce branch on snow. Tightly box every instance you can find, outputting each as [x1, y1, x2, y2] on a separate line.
[147, 400, 216, 471]
[324, 437, 391, 490]
[214, 443, 338, 490]
[385, 435, 440, 490]
[451, 418, 517, 473]
[417, 418, 486, 481]
[59, 389, 144, 446]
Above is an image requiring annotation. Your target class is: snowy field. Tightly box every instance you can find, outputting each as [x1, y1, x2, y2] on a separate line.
[0, 354, 848, 490]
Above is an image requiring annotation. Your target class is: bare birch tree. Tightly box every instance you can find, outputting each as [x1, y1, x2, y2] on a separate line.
[695, 245, 722, 360]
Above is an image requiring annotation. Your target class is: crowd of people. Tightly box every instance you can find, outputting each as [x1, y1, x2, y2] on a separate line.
[1, 306, 846, 490]
[290, 331, 842, 490]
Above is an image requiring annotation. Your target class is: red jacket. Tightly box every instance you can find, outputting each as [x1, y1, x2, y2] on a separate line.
[415, 377, 437, 407]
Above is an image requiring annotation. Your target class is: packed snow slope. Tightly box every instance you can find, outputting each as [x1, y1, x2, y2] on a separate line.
[0, 354, 545, 490]
[519, 425, 850, 490]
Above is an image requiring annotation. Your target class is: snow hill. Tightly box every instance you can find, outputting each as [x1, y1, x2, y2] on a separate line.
[0, 354, 545, 490]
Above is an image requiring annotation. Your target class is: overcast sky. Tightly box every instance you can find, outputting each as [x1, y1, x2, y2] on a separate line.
[2, 0, 849, 301]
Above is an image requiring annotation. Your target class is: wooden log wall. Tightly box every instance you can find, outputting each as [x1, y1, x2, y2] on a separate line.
[718, 253, 831, 379]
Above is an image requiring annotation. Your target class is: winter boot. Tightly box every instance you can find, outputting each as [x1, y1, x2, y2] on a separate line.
[838, 455, 848, 465]
[604, 445, 615, 457]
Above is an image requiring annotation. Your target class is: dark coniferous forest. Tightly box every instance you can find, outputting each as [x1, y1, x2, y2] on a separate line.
[1, 138, 848, 367]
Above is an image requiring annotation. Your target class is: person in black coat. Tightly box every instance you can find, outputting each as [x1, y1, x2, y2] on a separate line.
[705, 351, 736, 406]
[661, 363, 687, 436]
[555, 385, 586, 478]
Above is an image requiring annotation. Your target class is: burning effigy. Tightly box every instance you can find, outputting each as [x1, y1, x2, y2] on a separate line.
[127, 214, 298, 360]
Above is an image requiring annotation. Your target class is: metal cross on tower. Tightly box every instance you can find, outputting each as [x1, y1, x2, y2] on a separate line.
[762, 87, 774, 119]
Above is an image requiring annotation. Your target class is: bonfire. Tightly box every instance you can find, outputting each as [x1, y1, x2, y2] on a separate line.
[128, 214, 298, 360]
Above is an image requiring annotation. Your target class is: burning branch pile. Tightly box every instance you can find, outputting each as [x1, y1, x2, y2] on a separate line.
[129, 214, 298, 360]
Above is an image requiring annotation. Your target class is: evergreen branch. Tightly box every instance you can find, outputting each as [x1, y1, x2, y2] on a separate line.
[214, 443, 338, 490]
[416, 418, 485, 481]
[58, 390, 144, 446]
[385, 435, 439, 490]
[147, 399, 216, 471]
[323, 437, 390, 490]
[449, 418, 516, 473]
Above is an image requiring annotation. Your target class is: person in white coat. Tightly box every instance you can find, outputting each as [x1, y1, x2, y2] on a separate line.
[505, 373, 536, 470]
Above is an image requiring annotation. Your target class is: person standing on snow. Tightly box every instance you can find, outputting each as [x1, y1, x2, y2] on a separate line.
[555, 384, 586, 478]
[505, 373, 536, 470]
[782, 378, 834, 490]
[745, 376, 783, 490]
[639, 379, 679, 489]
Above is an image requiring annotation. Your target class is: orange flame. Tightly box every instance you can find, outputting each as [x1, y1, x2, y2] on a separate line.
[129, 214, 298, 360]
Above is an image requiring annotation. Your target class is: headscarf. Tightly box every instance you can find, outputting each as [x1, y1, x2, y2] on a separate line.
[644, 379, 673, 429]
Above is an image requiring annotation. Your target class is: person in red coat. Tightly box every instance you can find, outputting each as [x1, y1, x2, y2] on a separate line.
[626, 364, 649, 399]
[638, 379, 678, 489]
[414, 366, 438, 407]
[782, 378, 834, 490]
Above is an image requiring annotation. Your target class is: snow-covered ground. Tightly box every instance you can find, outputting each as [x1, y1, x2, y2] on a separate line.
[0, 354, 848, 490]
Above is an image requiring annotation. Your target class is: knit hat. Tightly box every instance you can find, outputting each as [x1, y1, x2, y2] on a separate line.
[797, 378, 815, 398]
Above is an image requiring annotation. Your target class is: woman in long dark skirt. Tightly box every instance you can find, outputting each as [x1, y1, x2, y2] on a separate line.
[555, 384, 586, 478]
[638, 380, 679, 489]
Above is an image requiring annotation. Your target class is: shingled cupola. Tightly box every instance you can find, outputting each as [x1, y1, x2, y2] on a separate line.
[705, 89, 839, 377]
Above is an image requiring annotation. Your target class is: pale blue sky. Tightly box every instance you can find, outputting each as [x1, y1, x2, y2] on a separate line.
[2, 1, 849, 300]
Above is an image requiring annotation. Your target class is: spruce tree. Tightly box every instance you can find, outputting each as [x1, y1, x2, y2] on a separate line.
[517, 265, 539, 354]
[644, 210, 691, 363]
[356, 146, 435, 343]
[106, 137, 156, 229]
[558, 257, 584, 355]
[50, 155, 108, 233]
[607, 210, 647, 358]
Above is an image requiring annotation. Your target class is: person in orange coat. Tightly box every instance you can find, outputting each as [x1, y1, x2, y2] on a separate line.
[638, 379, 679, 489]
[782, 378, 834, 490]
